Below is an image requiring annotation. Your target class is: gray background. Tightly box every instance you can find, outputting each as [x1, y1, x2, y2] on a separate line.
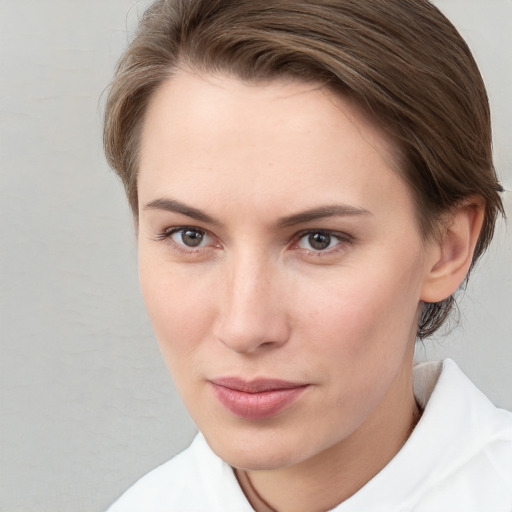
[0, 1, 510, 511]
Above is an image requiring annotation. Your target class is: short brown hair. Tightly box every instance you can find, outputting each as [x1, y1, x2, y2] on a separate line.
[103, 0, 504, 339]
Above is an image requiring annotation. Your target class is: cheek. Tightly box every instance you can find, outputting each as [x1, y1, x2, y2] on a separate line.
[297, 266, 422, 414]
[298, 260, 423, 363]
[138, 258, 216, 370]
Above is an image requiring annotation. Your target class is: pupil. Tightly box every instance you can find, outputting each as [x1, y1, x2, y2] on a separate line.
[309, 233, 331, 250]
[182, 230, 203, 247]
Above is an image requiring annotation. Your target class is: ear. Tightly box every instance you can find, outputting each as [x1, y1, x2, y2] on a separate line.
[420, 197, 485, 303]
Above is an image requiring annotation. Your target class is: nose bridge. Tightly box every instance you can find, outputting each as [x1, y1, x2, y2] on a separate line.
[214, 247, 288, 353]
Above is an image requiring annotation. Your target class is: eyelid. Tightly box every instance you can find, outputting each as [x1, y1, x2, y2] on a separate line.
[290, 229, 354, 254]
[155, 225, 194, 239]
[155, 225, 220, 252]
[293, 228, 354, 243]
[153, 225, 353, 256]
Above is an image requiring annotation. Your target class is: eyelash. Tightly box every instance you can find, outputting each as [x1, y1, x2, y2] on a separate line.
[155, 226, 354, 257]
[291, 229, 354, 256]
[155, 226, 217, 254]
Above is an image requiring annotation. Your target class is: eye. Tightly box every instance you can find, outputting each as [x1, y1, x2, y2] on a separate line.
[171, 228, 209, 247]
[156, 226, 215, 250]
[295, 231, 351, 253]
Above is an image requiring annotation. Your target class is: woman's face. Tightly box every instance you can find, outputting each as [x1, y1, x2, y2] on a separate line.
[137, 72, 437, 470]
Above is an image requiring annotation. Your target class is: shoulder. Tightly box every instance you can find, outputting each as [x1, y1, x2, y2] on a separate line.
[412, 359, 512, 511]
[338, 359, 512, 512]
[106, 434, 252, 512]
[407, 359, 512, 511]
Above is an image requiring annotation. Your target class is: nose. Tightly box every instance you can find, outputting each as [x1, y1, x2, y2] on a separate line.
[212, 253, 290, 354]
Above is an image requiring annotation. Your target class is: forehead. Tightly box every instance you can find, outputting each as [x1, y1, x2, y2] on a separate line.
[138, 71, 411, 223]
[141, 72, 394, 158]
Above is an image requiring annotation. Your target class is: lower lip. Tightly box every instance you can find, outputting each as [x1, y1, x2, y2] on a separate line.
[210, 383, 308, 420]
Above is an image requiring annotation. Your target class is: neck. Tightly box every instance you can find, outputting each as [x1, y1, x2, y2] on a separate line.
[236, 359, 421, 512]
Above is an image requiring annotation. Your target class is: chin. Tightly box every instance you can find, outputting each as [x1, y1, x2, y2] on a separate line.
[202, 428, 321, 471]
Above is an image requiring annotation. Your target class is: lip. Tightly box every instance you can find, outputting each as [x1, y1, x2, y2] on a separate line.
[209, 378, 309, 420]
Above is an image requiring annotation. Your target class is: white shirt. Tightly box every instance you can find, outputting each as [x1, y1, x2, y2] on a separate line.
[107, 359, 512, 511]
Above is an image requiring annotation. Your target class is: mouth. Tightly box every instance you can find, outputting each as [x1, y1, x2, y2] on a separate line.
[209, 377, 309, 420]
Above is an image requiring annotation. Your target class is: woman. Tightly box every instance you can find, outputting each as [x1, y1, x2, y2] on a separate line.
[104, 0, 511, 510]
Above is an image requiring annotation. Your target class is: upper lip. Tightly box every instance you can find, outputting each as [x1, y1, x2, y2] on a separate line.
[209, 377, 308, 393]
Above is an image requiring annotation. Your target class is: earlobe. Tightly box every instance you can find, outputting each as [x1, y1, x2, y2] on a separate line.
[420, 197, 485, 303]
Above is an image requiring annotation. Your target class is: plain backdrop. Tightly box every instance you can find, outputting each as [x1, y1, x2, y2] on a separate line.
[0, 1, 510, 511]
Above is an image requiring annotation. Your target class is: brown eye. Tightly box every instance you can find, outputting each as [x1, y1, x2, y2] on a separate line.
[308, 233, 332, 250]
[181, 229, 204, 247]
[168, 228, 210, 248]
[295, 231, 351, 253]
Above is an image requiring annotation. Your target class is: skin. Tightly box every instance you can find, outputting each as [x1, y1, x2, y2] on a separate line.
[136, 71, 483, 512]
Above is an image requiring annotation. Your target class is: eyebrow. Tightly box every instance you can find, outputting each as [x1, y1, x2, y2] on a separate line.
[143, 198, 221, 225]
[277, 205, 371, 228]
[143, 198, 371, 228]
